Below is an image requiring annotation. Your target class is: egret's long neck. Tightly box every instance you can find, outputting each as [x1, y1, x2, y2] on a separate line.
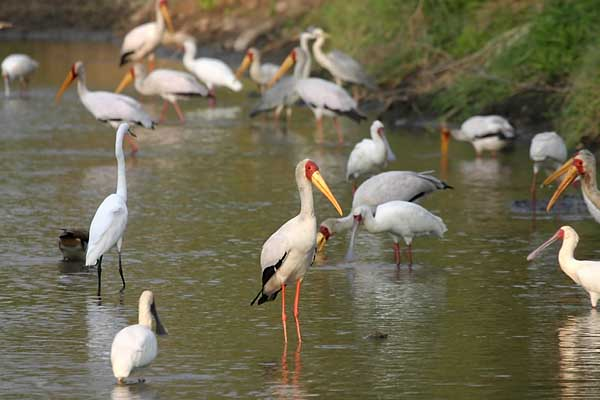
[300, 36, 312, 78]
[581, 169, 600, 208]
[298, 177, 314, 218]
[558, 236, 581, 284]
[115, 130, 127, 202]
[76, 72, 88, 98]
[138, 302, 152, 328]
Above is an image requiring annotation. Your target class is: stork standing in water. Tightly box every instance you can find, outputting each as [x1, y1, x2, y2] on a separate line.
[119, 0, 174, 67]
[251, 159, 343, 343]
[268, 47, 366, 144]
[317, 170, 451, 253]
[346, 201, 447, 267]
[235, 47, 279, 92]
[544, 150, 600, 224]
[346, 120, 396, 190]
[181, 38, 242, 107]
[527, 226, 600, 307]
[111, 290, 168, 384]
[85, 124, 133, 296]
[309, 27, 377, 96]
[115, 62, 209, 123]
[441, 115, 515, 158]
[1, 54, 38, 97]
[55, 61, 155, 153]
[529, 131, 567, 210]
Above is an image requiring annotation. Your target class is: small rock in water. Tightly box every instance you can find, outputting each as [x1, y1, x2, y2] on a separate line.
[365, 330, 388, 340]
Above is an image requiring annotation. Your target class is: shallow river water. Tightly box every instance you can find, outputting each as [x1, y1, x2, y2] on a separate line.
[2, 40, 600, 400]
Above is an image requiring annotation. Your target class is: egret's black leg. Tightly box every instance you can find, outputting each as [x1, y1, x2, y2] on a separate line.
[97, 256, 103, 297]
[118, 252, 126, 292]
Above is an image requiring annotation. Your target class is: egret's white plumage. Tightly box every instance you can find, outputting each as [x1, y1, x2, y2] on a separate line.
[317, 170, 451, 251]
[56, 61, 155, 130]
[1, 54, 38, 97]
[119, 0, 174, 66]
[310, 27, 376, 90]
[346, 120, 396, 182]
[182, 39, 242, 102]
[251, 159, 343, 343]
[346, 201, 447, 266]
[527, 226, 600, 307]
[111, 290, 168, 383]
[85, 124, 131, 296]
[268, 47, 365, 143]
[529, 131, 567, 207]
[449, 115, 515, 156]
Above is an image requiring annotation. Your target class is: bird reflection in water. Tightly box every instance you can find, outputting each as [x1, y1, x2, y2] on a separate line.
[111, 382, 159, 400]
[274, 344, 305, 400]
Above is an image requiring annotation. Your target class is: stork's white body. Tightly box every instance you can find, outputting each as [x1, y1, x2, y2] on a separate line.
[2, 54, 38, 97]
[530, 131, 567, 174]
[346, 120, 395, 181]
[182, 40, 242, 92]
[453, 115, 515, 155]
[120, 0, 169, 65]
[132, 64, 208, 103]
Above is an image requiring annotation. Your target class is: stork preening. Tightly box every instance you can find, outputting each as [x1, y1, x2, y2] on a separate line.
[345, 201, 447, 267]
[527, 226, 600, 308]
[317, 170, 451, 253]
[250, 159, 343, 343]
[111, 290, 168, 384]
[441, 115, 515, 158]
[85, 124, 132, 296]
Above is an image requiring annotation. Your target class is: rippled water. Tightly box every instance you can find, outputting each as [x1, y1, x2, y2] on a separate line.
[2, 40, 600, 399]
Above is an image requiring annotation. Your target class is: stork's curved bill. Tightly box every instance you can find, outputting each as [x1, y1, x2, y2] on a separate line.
[542, 156, 579, 212]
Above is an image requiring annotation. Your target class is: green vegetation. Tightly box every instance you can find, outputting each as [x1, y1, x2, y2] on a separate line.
[303, 0, 600, 146]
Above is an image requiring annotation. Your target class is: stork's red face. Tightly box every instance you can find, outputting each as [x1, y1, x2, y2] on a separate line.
[304, 160, 318, 180]
[543, 153, 587, 212]
[319, 225, 331, 240]
[247, 50, 254, 61]
[574, 156, 585, 175]
[316, 224, 331, 253]
[302, 159, 343, 217]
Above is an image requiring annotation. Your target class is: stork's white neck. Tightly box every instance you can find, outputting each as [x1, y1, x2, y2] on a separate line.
[299, 35, 312, 78]
[76, 71, 88, 98]
[297, 171, 314, 218]
[115, 128, 127, 202]
[312, 36, 328, 72]
[581, 171, 600, 217]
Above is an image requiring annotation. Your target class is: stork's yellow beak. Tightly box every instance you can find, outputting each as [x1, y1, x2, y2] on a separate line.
[267, 53, 295, 88]
[310, 170, 343, 216]
[160, 3, 175, 33]
[316, 232, 327, 253]
[543, 157, 578, 212]
[115, 69, 134, 94]
[55, 69, 76, 104]
[235, 55, 252, 80]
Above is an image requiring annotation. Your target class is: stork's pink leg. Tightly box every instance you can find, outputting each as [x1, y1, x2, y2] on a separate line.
[281, 284, 288, 343]
[208, 89, 216, 108]
[316, 117, 324, 143]
[333, 117, 344, 144]
[530, 171, 537, 213]
[159, 100, 169, 123]
[393, 242, 401, 267]
[408, 244, 413, 267]
[125, 134, 139, 155]
[172, 100, 185, 123]
[293, 279, 303, 343]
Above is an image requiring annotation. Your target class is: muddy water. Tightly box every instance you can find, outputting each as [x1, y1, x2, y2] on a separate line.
[2, 40, 600, 399]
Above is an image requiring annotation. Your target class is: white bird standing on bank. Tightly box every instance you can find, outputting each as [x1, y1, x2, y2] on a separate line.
[182, 38, 242, 107]
[346, 201, 447, 267]
[268, 47, 366, 143]
[317, 170, 452, 253]
[310, 27, 377, 92]
[2, 54, 38, 97]
[235, 47, 279, 92]
[527, 226, 600, 307]
[111, 290, 168, 384]
[529, 131, 567, 208]
[115, 62, 209, 123]
[119, 0, 174, 67]
[346, 120, 396, 189]
[55, 61, 155, 153]
[250, 159, 343, 343]
[441, 115, 515, 158]
[85, 124, 132, 296]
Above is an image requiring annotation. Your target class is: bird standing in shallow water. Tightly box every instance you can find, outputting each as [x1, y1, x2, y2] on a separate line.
[529, 131, 567, 211]
[527, 226, 600, 308]
[111, 290, 168, 384]
[58, 229, 89, 261]
[251, 159, 343, 343]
